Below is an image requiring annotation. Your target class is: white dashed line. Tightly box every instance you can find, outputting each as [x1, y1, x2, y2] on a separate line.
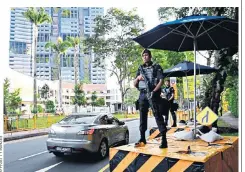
[35, 161, 63, 172]
[18, 151, 48, 160]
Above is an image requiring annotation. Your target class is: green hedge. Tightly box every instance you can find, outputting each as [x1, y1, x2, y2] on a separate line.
[228, 88, 238, 118]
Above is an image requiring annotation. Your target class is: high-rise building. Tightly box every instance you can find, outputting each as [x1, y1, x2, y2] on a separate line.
[9, 7, 33, 77]
[9, 7, 106, 84]
[82, 7, 106, 84]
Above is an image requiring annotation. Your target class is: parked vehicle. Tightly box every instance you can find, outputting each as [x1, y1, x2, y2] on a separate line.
[46, 113, 129, 159]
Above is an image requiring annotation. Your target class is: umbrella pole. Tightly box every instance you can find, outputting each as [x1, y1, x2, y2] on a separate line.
[184, 55, 191, 118]
[193, 38, 197, 139]
[185, 73, 190, 119]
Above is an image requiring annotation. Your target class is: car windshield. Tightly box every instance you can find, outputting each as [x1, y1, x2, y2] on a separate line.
[59, 115, 97, 125]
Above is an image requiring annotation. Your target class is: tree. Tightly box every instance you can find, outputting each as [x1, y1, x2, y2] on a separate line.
[45, 37, 72, 111]
[124, 88, 139, 106]
[96, 98, 105, 106]
[8, 89, 22, 114]
[84, 8, 145, 109]
[4, 78, 10, 115]
[67, 36, 82, 112]
[72, 82, 87, 110]
[91, 91, 98, 107]
[157, 7, 239, 126]
[4, 78, 22, 115]
[45, 100, 55, 113]
[37, 105, 44, 113]
[23, 7, 52, 114]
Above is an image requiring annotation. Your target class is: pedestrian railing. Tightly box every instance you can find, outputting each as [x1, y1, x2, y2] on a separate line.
[3, 114, 65, 132]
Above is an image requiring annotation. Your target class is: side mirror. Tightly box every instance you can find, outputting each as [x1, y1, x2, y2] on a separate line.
[119, 121, 125, 125]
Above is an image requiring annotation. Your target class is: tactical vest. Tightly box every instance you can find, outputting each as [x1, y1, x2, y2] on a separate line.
[138, 63, 160, 91]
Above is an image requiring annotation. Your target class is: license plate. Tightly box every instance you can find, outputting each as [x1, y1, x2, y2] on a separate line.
[56, 147, 71, 152]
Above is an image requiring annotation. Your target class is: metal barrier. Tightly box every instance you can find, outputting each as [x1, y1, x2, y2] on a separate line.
[3, 114, 65, 132]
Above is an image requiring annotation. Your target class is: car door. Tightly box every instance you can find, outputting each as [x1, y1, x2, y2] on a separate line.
[99, 115, 118, 145]
[112, 118, 125, 142]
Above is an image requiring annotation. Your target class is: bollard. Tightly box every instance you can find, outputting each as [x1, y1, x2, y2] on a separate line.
[4, 116, 8, 132]
[33, 115, 37, 129]
[16, 118, 19, 130]
[47, 114, 51, 127]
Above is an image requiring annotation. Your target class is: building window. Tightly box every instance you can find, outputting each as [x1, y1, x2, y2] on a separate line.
[38, 33, 49, 42]
[9, 41, 27, 54]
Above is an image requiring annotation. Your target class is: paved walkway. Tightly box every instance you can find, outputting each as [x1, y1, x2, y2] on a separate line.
[4, 117, 140, 142]
[219, 111, 238, 129]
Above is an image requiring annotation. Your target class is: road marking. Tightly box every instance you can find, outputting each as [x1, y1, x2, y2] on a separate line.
[98, 164, 109, 172]
[18, 151, 48, 160]
[35, 161, 63, 172]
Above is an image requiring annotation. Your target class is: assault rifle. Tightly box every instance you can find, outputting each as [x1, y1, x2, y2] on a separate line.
[139, 65, 156, 115]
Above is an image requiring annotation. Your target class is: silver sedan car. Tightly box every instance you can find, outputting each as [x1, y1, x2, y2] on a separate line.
[46, 113, 129, 159]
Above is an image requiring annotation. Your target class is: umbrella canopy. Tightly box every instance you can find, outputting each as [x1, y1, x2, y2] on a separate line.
[163, 61, 217, 77]
[133, 15, 238, 51]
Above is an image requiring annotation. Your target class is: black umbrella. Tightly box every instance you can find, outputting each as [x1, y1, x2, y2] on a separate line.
[163, 61, 217, 117]
[163, 61, 217, 77]
[133, 15, 238, 136]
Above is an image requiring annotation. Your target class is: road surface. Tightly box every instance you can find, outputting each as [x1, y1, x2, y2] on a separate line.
[4, 118, 157, 172]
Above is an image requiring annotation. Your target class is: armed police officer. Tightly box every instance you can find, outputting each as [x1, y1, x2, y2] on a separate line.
[134, 49, 167, 149]
[162, 79, 177, 127]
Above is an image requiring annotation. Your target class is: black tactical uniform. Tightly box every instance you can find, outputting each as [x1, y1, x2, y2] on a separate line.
[135, 61, 167, 148]
[163, 86, 177, 127]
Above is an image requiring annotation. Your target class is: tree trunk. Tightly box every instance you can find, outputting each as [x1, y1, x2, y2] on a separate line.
[33, 25, 38, 114]
[74, 46, 78, 112]
[119, 83, 124, 111]
[4, 99, 7, 115]
[58, 54, 63, 112]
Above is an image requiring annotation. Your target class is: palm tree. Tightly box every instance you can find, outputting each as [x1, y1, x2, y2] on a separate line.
[23, 7, 52, 113]
[67, 36, 81, 112]
[45, 37, 71, 111]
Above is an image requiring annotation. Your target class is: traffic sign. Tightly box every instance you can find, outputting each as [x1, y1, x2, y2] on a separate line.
[197, 107, 218, 126]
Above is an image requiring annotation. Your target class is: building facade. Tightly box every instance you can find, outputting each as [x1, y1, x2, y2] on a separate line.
[9, 7, 33, 77]
[9, 7, 106, 84]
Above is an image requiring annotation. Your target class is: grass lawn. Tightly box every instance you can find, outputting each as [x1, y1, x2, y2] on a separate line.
[10, 115, 65, 130]
[220, 132, 238, 136]
[217, 119, 230, 127]
[9, 113, 140, 131]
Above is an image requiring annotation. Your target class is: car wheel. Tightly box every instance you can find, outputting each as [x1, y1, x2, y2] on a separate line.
[98, 139, 108, 159]
[124, 131, 129, 145]
[53, 152, 64, 157]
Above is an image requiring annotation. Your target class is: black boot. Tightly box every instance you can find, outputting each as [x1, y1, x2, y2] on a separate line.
[171, 123, 177, 127]
[135, 132, 146, 147]
[159, 132, 168, 149]
[171, 111, 177, 127]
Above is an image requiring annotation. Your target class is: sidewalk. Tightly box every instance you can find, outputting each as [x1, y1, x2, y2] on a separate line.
[219, 111, 238, 130]
[4, 117, 140, 142]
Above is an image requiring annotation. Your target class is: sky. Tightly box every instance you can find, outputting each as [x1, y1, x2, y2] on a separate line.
[105, 7, 161, 30]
